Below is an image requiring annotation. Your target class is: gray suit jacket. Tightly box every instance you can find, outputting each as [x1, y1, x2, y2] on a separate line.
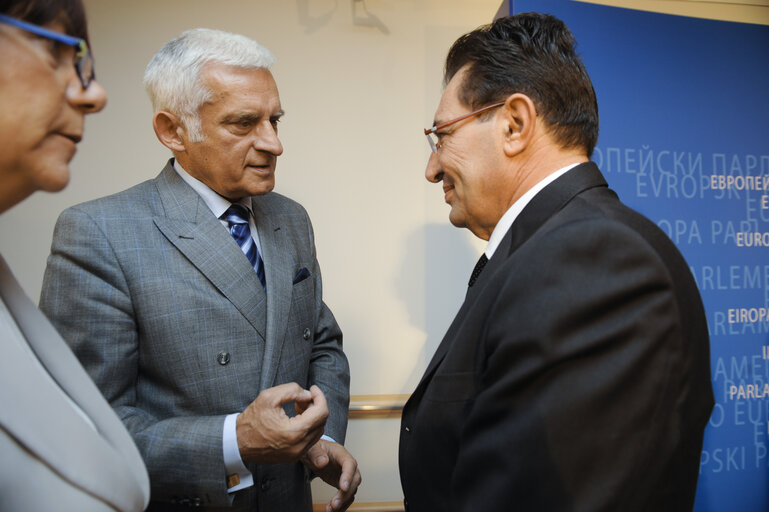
[39, 161, 350, 511]
[0, 255, 149, 512]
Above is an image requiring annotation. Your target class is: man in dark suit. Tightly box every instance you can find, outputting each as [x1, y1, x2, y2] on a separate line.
[40, 28, 360, 512]
[399, 13, 713, 511]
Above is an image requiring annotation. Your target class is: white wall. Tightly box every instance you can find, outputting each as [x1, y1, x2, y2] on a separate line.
[1, 0, 764, 505]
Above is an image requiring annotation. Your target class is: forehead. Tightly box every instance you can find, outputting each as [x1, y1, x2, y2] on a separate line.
[200, 63, 281, 114]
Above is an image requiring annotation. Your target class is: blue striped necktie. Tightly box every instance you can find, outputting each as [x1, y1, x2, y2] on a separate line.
[222, 204, 266, 288]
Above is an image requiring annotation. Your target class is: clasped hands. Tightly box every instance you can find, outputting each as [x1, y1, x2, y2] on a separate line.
[237, 383, 361, 512]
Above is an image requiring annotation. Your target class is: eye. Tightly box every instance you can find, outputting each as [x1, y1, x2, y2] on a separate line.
[37, 38, 73, 66]
[33, 36, 61, 62]
[226, 119, 254, 134]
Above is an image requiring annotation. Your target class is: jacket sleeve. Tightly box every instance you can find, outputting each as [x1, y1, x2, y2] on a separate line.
[304, 212, 350, 445]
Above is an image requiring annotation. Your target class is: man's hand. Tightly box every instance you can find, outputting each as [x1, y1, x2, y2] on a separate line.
[237, 383, 328, 464]
[302, 439, 362, 512]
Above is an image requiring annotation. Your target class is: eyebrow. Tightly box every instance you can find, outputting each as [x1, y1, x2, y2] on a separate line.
[222, 110, 285, 124]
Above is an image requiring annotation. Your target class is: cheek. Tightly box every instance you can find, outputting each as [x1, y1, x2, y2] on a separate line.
[444, 154, 474, 195]
[0, 92, 53, 145]
[0, 115, 67, 183]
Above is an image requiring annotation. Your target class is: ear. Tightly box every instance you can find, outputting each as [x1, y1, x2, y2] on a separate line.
[500, 93, 537, 157]
[152, 111, 187, 153]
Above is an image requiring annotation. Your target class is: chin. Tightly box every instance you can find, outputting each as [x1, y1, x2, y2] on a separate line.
[34, 162, 71, 193]
[448, 209, 467, 229]
[250, 179, 276, 196]
[258, 185, 275, 195]
[46, 178, 71, 193]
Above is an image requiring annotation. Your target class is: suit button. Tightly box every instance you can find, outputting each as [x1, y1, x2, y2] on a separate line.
[404, 426, 411, 432]
[261, 477, 271, 491]
[303, 328, 311, 340]
[217, 352, 230, 365]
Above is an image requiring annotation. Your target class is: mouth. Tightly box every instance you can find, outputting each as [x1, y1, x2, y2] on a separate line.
[442, 183, 455, 203]
[246, 163, 274, 172]
[59, 132, 83, 144]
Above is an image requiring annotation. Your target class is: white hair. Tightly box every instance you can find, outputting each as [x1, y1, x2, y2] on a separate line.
[143, 28, 276, 142]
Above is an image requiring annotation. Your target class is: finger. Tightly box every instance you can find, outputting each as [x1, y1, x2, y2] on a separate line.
[291, 421, 326, 459]
[308, 385, 328, 408]
[328, 482, 357, 512]
[351, 468, 362, 495]
[295, 398, 310, 415]
[294, 384, 327, 417]
[305, 424, 326, 452]
[337, 450, 358, 491]
[294, 392, 329, 428]
[327, 459, 359, 511]
[263, 382, 312, 406]
[302, 440, 330, 469]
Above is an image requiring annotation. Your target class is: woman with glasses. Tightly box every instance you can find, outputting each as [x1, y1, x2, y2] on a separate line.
[0, 1, 149, 510]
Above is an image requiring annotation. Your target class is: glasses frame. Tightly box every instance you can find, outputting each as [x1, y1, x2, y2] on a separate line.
[0, 14, 95, 89]
[424, 101, 505, 154]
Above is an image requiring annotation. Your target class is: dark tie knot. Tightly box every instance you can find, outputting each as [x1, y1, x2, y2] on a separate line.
[223, 204, 250, 225]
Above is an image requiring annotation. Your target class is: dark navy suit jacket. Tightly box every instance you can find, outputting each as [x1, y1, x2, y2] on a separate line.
[399, 162, 713, 512]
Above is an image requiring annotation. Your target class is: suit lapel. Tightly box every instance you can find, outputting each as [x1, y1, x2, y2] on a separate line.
[414, 162, 608, 393]
[505, 161, 607, 257]
[152, 163, 268, 339]
[0, 255, 146, 511]
[251, 196, 293, 390]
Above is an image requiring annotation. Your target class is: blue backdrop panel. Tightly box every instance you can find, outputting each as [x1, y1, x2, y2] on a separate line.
[508, 1, 769, 510]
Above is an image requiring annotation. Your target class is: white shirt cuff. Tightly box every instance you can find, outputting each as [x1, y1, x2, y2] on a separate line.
[223, 413, 254, 493]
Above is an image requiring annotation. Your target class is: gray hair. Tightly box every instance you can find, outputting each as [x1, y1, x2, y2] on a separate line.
[143, 28, 275, 141]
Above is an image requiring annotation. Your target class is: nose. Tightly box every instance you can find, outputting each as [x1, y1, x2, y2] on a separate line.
[425, 151, 443, 183]
[67, 77, 107, 114]
[255, 121, 284, 156]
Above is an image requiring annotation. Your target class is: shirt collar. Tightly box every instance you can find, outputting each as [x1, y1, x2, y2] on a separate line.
[173, 159, 251, 219]
[485, 162, 581, 259]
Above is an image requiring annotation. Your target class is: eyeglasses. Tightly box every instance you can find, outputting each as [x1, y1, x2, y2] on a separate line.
[423, 101, 505, 154]
[0, 14, 95, 89]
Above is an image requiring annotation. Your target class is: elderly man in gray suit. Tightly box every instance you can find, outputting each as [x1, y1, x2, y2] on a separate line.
[40, 28, 360, 512]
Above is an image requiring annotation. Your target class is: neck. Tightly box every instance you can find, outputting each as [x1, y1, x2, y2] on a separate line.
[508, 144, 587, 207]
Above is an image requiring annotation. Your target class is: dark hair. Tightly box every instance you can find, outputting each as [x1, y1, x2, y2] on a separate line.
[0, 0, 88, 41]
[445, 12, 599, 158]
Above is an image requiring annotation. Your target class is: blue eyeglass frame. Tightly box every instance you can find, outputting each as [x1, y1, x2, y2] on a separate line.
[0, 13, 95, 89]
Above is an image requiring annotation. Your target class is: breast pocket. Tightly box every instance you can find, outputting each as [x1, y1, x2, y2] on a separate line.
[289, 275, 315, 335]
